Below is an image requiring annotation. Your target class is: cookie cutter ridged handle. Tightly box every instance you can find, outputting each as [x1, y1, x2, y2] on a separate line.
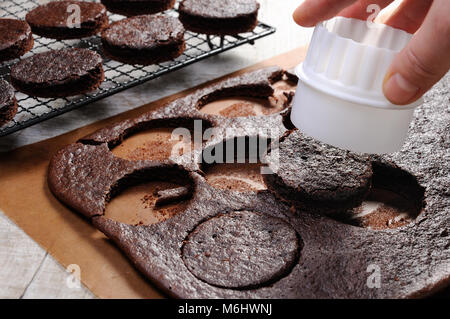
[291, 17, 423, 154]
[302, 17, 416, 107]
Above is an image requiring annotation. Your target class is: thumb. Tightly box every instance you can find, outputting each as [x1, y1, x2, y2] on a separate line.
[383, 0, 450, 105]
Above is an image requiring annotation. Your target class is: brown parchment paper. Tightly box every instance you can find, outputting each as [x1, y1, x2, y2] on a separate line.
[0, 48, 306, 299]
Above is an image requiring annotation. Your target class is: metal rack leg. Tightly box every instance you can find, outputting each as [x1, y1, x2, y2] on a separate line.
[206, 35, 214, 50]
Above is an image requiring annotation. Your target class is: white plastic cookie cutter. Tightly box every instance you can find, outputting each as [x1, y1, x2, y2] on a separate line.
[291, 17, 422, 154]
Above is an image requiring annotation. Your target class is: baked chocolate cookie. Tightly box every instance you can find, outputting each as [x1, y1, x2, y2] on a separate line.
[26, 1, 108, 40]
[100, 0, 175, 17]
[178, 0, 260, 35]
[264, 130, 373, 215]
[48, 67, 449, 298]
[101, 14, 185, 65]
[0, 19, 34, 63]
[0, 79, 18, 126]
[10, 48, 104, 98]
[182, 211, 300, 289]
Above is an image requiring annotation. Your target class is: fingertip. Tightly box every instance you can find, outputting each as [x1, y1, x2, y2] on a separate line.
[293, 5, 315, 27]
[292, 9, 301, 25]
[383, 72, 420, 105]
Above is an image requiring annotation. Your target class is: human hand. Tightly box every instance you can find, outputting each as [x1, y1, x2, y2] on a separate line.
[293, 0, 450, 105]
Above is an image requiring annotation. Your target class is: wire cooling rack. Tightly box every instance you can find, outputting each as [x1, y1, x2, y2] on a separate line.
[0, 0, 275, 137]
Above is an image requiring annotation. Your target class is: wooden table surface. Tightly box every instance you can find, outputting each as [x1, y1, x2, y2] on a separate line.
[0, 0, 313, 298]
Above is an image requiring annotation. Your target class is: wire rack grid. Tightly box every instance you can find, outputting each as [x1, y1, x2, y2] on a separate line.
[0, 0, 275, 137]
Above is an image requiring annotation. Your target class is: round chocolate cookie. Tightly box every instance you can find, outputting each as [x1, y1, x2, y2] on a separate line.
[264, 130, 373, 215]
[182, 211, 299, 289]
[100, 0, 175, 17]
[178, 0, 260, 35]
[0, 79, 18, 126]
[101, 14, 185, 65]
[26, 1, 108, 40]
[10, 48, 104, 98]
[0, 19, 34, 63]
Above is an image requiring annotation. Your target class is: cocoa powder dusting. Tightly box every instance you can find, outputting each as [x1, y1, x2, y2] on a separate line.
[205, 163, 266, 191]
[219, 102, 258, 117]
[359, 205, 411, 230]
[104, 181, 189, 226]
[112, 128, 192, 161]
[350, 189, 417, 230]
